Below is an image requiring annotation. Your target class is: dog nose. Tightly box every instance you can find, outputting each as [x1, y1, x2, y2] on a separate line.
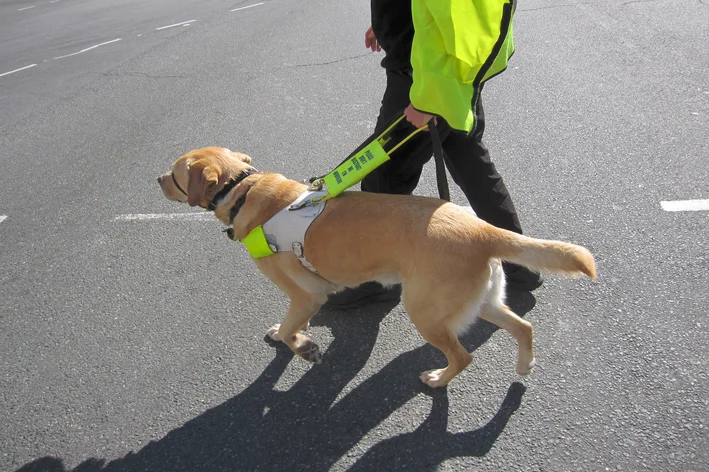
[157, 175, 163, 184]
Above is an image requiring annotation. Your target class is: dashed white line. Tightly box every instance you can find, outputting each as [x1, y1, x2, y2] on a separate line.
[156, 20, 196, 30]
[660, 199, 709, 212]
[53, 38, 122, 60]
[18, 5, 36, 11]
[0, 64, 37, 78]
[114, 213, 214, 221]
[230, 3, 264, 12]
[0, 215, 7, 224]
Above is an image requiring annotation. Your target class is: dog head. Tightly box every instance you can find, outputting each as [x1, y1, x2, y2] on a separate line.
[157, 147, 254, 209]
[159, 146, 308, 240]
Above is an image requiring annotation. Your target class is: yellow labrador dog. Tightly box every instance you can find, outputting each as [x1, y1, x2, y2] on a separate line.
[157, 147, 596, 388]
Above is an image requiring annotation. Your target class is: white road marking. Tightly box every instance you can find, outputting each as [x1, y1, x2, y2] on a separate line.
[0, 64, 37, 78]
[156, 19, 196, 30]
[49, 0, 61, 3]
[230, 3, 264, 12]
[660, 199, 709, 212]
[119, 205, 473, 221]
[114, 213, 214, 221]
[18, 5, 36, 11]
[53, 38, 122, 60]
[0, 215, 7, 224]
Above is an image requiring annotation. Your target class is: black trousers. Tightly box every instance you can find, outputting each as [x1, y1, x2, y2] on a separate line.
[361, 70, 524, 235]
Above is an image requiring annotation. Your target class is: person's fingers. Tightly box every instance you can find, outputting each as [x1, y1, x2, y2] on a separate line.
[365, 26, 380, 52]
[404, 104, 434, 128]
[404, 106, 422, 127]
[365, 26, 374, 48]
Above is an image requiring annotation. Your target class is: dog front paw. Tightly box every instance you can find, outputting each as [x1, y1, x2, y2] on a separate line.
[266, 324, 282, 342]
[296, 341, 323, 364]
[419, 369, 449, 388]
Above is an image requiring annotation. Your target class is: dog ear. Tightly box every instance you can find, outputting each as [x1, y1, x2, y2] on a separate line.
[187, 159, 219, 207]
[230, 151, 252, 163]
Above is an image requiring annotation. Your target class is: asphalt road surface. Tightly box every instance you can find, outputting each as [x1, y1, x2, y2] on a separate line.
[1, 0, 708, 470]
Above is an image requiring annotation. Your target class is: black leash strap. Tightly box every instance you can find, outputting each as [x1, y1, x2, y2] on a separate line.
[428, 119, 450, 201]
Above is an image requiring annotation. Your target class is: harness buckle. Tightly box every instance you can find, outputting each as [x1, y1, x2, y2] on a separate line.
[289, 200, 308, 211]
[289, 194, 321, 211]
[307, 178, 324, 192]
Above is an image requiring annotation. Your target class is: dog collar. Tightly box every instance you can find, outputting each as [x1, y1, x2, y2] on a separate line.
[207, 169, 259, 211]
[221, 175, 256, 243]
[170, 168, 258, 210]
[216, 169, 262, 251]
[228, 192, 248, 224]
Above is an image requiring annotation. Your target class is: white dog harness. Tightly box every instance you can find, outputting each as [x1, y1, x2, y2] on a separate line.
[239, 191, 328, 272]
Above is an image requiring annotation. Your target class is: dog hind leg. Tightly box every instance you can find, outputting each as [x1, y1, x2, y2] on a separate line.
[403, 262, 497, 388]
[417, 324, 473, 388]
[479, 303, 535, 375]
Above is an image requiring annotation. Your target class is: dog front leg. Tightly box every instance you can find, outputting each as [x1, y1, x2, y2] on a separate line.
[266, 296, 323, 364]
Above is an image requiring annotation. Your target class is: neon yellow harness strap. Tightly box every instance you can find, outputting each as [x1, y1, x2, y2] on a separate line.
[241, 225, 275, 259]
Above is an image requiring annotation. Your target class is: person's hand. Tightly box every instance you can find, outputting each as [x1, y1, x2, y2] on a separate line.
[365, 26, 381, 52]
[404, 103, 434, 128]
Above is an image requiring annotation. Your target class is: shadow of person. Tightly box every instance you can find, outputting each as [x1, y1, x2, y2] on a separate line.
[16, 291, 535, 472]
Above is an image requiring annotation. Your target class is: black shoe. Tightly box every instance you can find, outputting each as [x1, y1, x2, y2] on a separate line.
[503, 262, 544, 291]
[326, 282, 402, 309]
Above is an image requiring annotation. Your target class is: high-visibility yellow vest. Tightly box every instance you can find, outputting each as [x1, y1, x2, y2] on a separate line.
[410, 0, 516, 132]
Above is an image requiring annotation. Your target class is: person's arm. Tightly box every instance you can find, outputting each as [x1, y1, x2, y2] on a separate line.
[409, 0, 516, 132]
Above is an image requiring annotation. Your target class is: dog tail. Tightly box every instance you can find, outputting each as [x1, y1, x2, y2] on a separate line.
[490, 227, 596, 279]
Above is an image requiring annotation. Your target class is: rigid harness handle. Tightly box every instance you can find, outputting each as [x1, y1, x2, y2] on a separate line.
[298, 109, 450, 211]
[307, 111, 429, 198]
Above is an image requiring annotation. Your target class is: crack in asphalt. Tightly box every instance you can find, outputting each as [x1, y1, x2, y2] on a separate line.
[289, 52, 372, 69]
[518, 4, 580, 12]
